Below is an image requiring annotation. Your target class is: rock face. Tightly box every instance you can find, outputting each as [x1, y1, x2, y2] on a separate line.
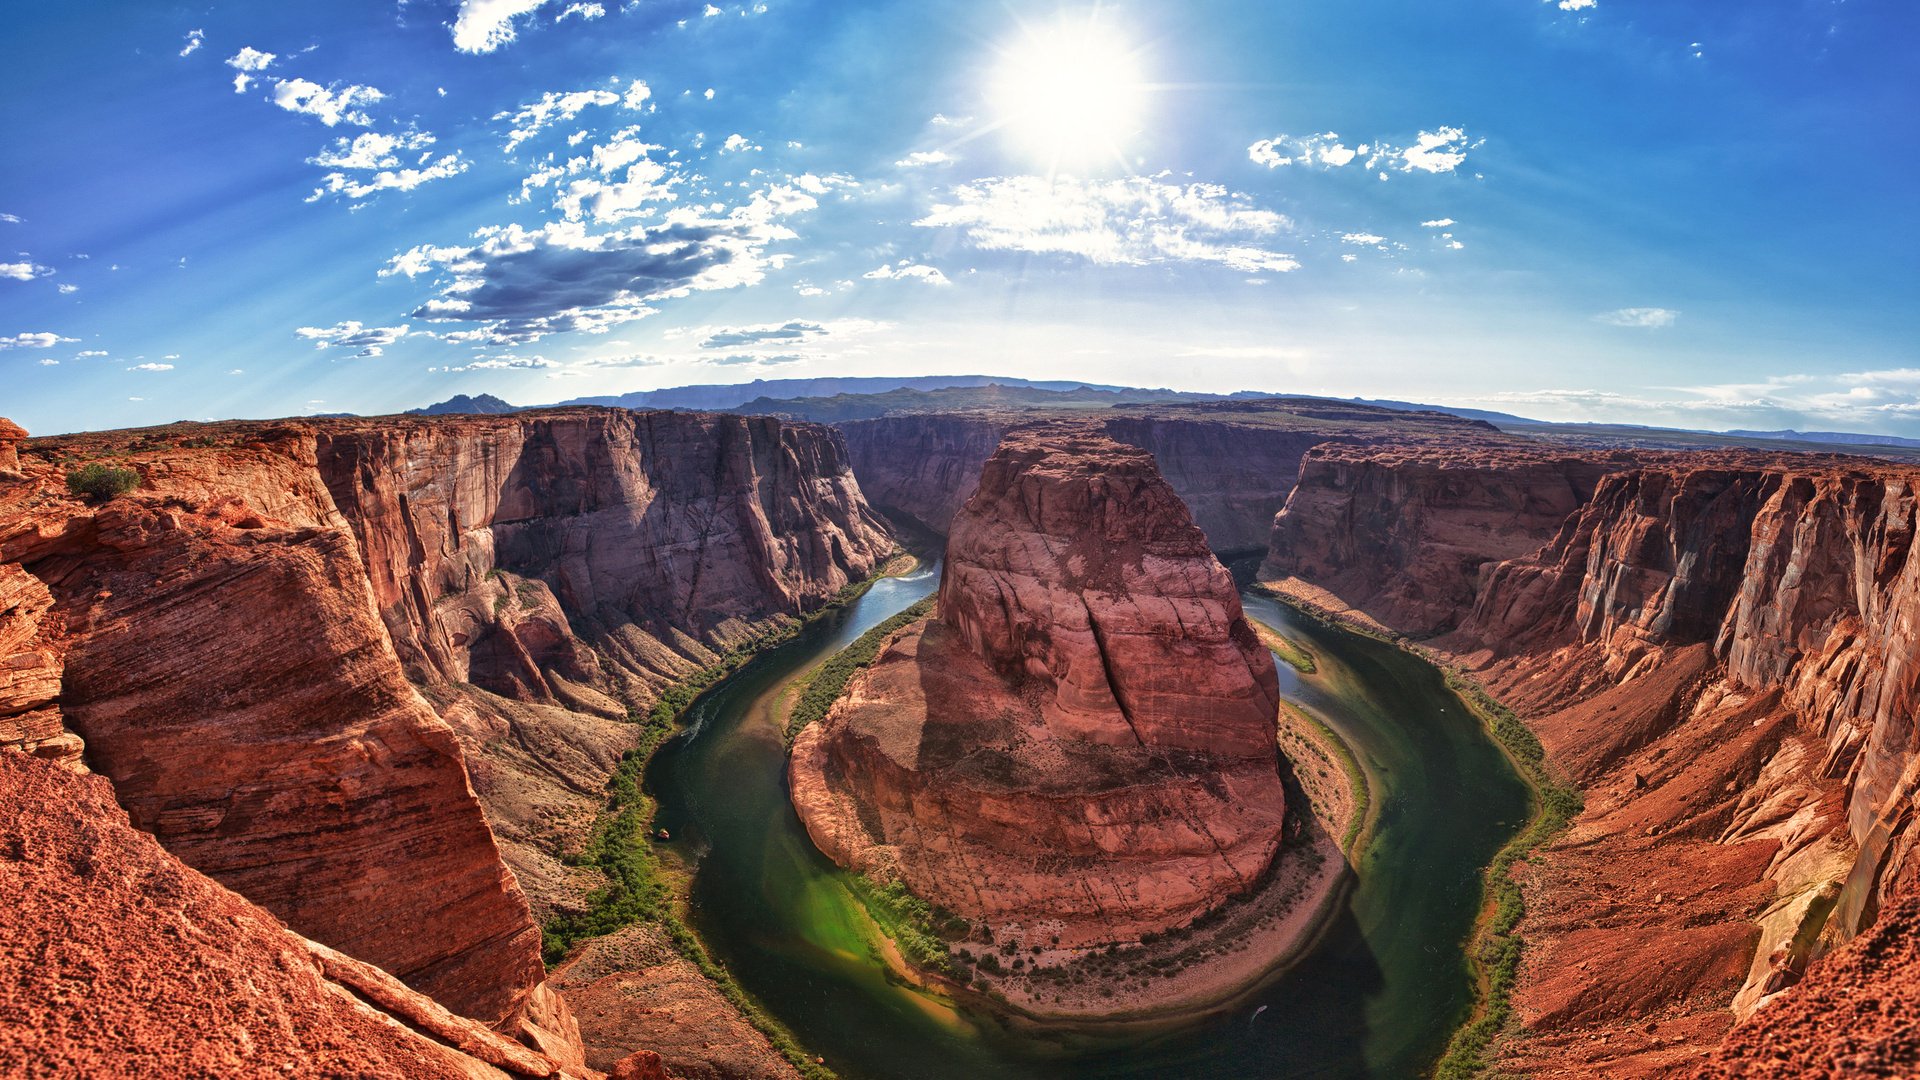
[840, 399, 1497, 555]
[792, 424, 1286, 947]
[0, 418, 23, 476]
[0, 407, 893, 1068]
[313, 409, 893, 915]
[0, 429, 547, 1027]
[1261, 441, 1920, 1074]
[0, 750, 597, 1079]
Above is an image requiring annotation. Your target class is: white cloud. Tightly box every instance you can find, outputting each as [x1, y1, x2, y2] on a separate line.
[916, 175, 1298, 274]
[450, 0, 553, 53]
[895, 150, 955, 168]
[38, 358, 58, 366]
[308, 131, 435, 170]
[0, 332, 76, 350]
[180, 29, 205, 57]
[58, 283, 78, 294]
[127, 363, 174, 372]
[1595, 307, 1679, 328]
[496, 83, 646, 151]
[271, 78, 384, 127]
[309, 154, 468, 202]
[558, 3, 606, 20]
[721, 133, 758, 153]
[863, 262, 951, 286]
[76, 349, 107, 357]
[226, 46, 275, 72]
[0, 261, 51, 281]
[1249, 127, 1480, 176]
[1177, 345, 1312, 363]
[295, 321, 411, 356]
[429, 355, 558, 372]
[703, 4, 723, 15]
[1340, 232, 1386, 245]
[0, 213, 20, 224]
[1555, 0, 1597, 10]
[1421, 217, 1455, 228]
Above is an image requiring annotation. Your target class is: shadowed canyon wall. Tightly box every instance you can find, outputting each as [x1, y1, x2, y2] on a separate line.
[839, 399, 1495, 552]
[1262, 440, 1920, 1075]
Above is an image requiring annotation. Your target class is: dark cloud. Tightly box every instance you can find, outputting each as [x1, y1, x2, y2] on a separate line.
[697, 320, 827, 349]
[409, 224, 745, 344]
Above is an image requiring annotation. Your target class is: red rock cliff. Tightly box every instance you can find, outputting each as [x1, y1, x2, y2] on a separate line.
[841, 399, 1494, 555]
[312, 409, 894, 916]
[0, 425, 549, 1028]
[791, 423, 1287, 948]
[1262, 441, 1920, 1074]
[0, 749, 606, 1079]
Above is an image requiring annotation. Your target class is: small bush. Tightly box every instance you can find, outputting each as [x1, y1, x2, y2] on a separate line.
[66, 463, 140, 500]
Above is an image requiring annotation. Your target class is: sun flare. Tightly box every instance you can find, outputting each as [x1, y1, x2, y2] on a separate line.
[988, 18, 1148, 169]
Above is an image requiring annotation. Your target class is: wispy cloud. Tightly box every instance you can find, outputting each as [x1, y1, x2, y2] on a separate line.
[1248, 127, 1481, 176]
[295, 321, 411, 357]
[917, 175, 1298, 274]
[0, 332, 76, 350]
[1, 261, 52, 282]
[179, 29, 205, 57]
[1595, 307, 1678, 328]
[863, 262, 951, 285]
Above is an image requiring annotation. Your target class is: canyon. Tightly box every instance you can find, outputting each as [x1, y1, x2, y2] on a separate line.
[789, 423, 1289, 959]
[6, 394, 1918, 1078]
[0, 408, 888, 1078]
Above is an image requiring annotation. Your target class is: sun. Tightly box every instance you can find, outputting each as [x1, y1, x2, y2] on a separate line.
[988, 16, 1149, 170]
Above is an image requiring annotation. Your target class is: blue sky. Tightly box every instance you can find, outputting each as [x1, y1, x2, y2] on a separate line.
[1, 0, 1914, 435]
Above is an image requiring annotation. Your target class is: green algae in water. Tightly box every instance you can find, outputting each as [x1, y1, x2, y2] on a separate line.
[645, 574, 1530, 1079]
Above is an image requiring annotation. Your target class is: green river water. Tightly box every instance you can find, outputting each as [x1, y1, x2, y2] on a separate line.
[645, 566, 1531, 1079]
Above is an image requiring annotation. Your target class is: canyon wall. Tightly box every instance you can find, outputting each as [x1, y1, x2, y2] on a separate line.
[0, 750, 614, 1080]
[1262, 441, 1920, 1074]
[792, 423, 1287, 948]
[840, 399, 1493, 554]
[313, 409, 894, 913]
[0, 408, 894, 1073]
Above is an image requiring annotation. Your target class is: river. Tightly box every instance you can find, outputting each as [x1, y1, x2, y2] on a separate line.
[644, 567, 1530, 1079]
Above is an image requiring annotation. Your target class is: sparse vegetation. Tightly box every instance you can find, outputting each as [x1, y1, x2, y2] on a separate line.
[64, 462, 140, 500]
[784, 596, 934, 743]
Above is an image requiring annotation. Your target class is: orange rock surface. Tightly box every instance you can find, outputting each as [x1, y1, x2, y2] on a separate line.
[0, 750, 596, 1079]
[1262, 440, 1920, 1072]
[792, 423, 1287, 947]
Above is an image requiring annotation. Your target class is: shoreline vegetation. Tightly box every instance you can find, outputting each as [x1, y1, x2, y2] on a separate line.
[1251, 580, 1583, 1080]
[771, 602, 1374, 1030]
[539, 550, 917, 1080]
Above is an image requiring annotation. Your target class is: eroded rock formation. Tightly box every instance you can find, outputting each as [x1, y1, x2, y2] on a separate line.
[0, 408, 893, 1074]
[0, 750, 600, 1079]
[841, 398, 1493, 554]
[1262, 441, 1920, 1074]
[792, 423, 1287, 948]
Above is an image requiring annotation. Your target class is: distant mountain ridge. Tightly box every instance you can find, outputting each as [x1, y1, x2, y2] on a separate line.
[406, 393, 517, 416]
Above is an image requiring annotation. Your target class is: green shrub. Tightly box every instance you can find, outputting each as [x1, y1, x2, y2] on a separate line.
[65, 463, 140, 500]
[785, 597, 934, 743]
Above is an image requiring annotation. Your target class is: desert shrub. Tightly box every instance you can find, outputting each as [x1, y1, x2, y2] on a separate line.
[65, 463, 139, 500]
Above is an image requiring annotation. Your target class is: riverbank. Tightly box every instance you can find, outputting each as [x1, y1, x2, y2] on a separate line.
[777, 606, 1372, 1028]
[542, 552, 922, 1080]
[1253, 577, 1582, 1079]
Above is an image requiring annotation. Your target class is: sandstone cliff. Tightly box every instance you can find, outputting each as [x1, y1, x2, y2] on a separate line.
[840, 398, 1493, 555]
[313, 409, 893, 914]
[792, 423, 1287, 949]
[0, 408, 894, 1074]
[0, 749, 614, 1080]
[1262, 441, 1920, 1074]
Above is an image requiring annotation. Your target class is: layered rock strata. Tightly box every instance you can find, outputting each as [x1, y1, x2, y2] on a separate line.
[0, 408, 892, 1070]
[840, 398, 1496, 554]
[792, 424, 1287, 948]
[1261, 441, 1920, 1074]
[0, 748, 606, 1079]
